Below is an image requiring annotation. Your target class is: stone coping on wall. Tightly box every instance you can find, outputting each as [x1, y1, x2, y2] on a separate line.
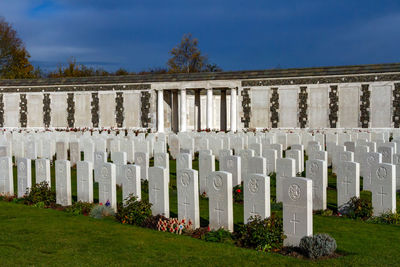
[0, 62, 399, 88]
[0, 84, 150, 93]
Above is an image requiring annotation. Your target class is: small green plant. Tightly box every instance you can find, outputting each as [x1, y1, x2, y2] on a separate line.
[89, 201, 115, 219]
[368, 211, 400, 225]
[236, 213, 285, 252]
[341, 197, 373, 220]
[65, 202, 95, 216]
[116, 195, 152, 226]
[299, 233, 337, 259]
[233, 184, 243, 203]
[204, 228, 233, 243]
[315, 209, 333, 217]
[33, 201, 45, 208]
[24, 182, 56, 207]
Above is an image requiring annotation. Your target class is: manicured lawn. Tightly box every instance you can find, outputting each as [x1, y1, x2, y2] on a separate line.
[0, 156, 399, 265]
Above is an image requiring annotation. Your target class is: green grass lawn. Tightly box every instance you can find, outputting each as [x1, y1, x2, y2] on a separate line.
[0, 156, 399, 266]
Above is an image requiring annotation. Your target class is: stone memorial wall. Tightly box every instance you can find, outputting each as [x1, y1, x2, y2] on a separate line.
[0, 63, 399, 132]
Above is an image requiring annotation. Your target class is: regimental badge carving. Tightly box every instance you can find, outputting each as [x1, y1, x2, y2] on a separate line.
[227, 159, 234, 169]
[136, 156, 143, 164]
[288, 184, 301, 201]
[376, 166, 387, 180]
[180, 171, 190, 187]
[58, 165, 64, 174]
[38, 161, 43, 171]
[367, 156, 375, 166]
[101, 166, 108, 178]
[309, 162, 319, 177]
[248, 178, 259, 194]
[178, 156, 186, 167]
[0, 160, 6, 170]
[156, 155, 163, 164]
[126, 168, 133, 180]
[395, 156, 400, 165]
[213, 174, 223, 190]
[19, 162, 25, 172]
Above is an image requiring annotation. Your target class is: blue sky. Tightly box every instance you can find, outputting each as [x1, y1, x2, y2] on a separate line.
[1, 0, 400, 72]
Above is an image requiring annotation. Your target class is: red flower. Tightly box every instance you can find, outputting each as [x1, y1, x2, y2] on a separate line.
[236, 189, 241, 193]
[99, 203, 103, 206]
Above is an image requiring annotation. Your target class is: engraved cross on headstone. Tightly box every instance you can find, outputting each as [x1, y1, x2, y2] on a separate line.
[377, 186, 387, 206]
[290, 213, 300, 235]
[215, 202, 224, 225]
[249, 203, 258, 218]
[152, 183, 160, 204]
[182, 195, 190, 218]
[342, 175, 351, 195]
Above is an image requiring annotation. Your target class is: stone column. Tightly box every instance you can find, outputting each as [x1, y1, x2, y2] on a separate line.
[206, 88, 213, 129]
[194, 90, 201, 131]
[230, 87, 237, 132]
[220, 89, 227, 131]
[157, 90, 164, 132]
[180, 88, 187, 132]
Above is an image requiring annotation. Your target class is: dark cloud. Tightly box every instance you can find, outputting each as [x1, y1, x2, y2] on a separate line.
[1, 0, 400, 72]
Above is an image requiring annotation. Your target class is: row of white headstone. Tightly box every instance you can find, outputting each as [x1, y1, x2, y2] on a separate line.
[0, 129, 399, 247]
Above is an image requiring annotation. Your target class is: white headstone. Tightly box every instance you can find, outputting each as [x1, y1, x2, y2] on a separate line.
[282, 177, 313, 246]
[371, 163, 396, 216]
[83, 140, 95, 162]
[177, 153, 192, 173]
[199, 153, 215, 194]
[248, 156, 266, 175]
[0, 157, 13, 196]
[306, 159, 327, 211]
[262, 148, 277, 175]
[69, 141, 80, 167]
[244, 173, 270, 223]
[363, 152, 382, 191]
[154, 152, 169, 182]
[55, 160, 72, 206]
[393, 154, 400, 190]
[56, 141, 68, 160]
[286, 149, 302, 174]
[249, 143, 262, 157]
[238, 149, 255, 180]
[77, 161, 93, 203]
[337, 161, 360, 208]
[97, 162, 117, 211]
[134, 152, 149, 180]
[17, 158, 31, 198]
[207, 171, 233, 232]
[220, 155, 241, 186]
[276, 158, 296, 202]
[111, 151, 127, 185]
[378, 146, 393, 164]
[35, 159, 51, 185]
[177, 169, 200, 228]
[122, 164, 141, 203]
[149, 166, 169, 217]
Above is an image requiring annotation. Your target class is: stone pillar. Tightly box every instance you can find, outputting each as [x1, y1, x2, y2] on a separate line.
[206, 88, 213, 129]
[230, 88, 237, 132]
[180, 88, 187, 132]
[220, 89, 227, 131]
[194, 90, 201, 131]
[157, 90, 164, 132]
